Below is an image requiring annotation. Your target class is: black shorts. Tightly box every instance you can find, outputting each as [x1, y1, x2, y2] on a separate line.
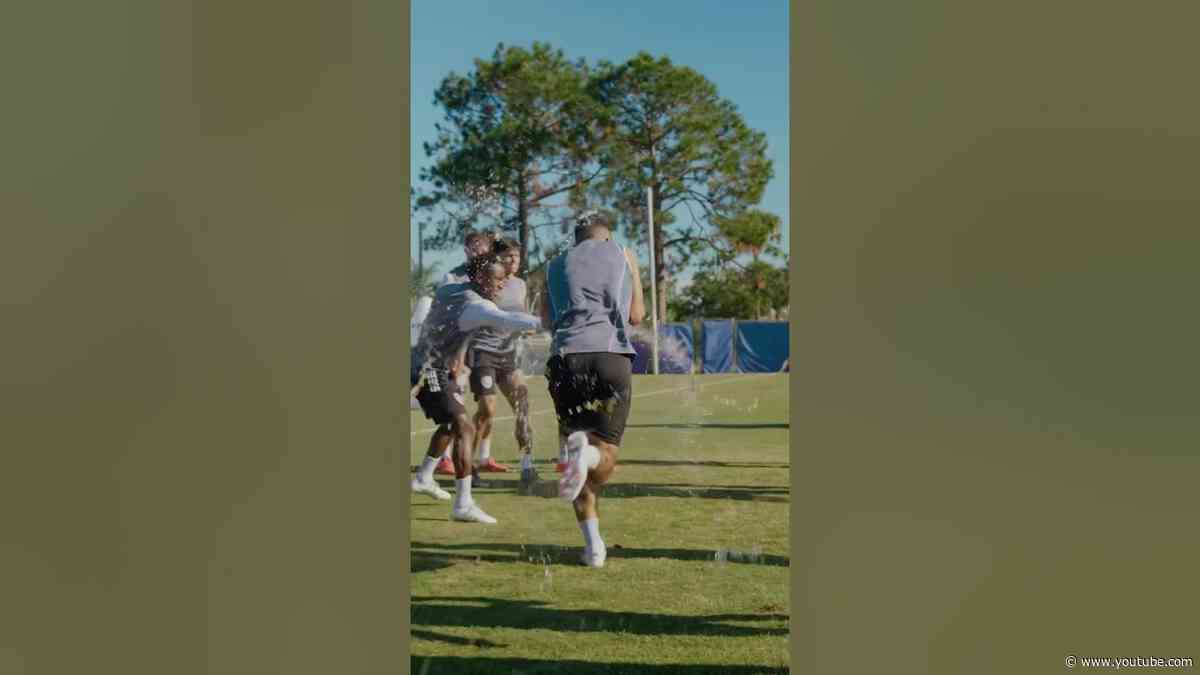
[412, 367, 466, 426]
[469, 350, 519, 399]
[545, 352, 634, 445]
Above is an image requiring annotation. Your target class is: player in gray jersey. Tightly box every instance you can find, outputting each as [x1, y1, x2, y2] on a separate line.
[543, 211, 646, 567]
[410, 253, 540, 524]
[430, 229, 496, 477]
[440, 230, 495, 287]
[467, 238, 536, 483]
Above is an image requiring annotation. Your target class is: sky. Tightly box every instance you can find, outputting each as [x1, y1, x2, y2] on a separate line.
[411, 0, 789, 286]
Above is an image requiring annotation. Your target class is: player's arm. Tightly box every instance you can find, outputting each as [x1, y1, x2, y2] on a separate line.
[446, 338, 469, 380]
[459, 299, 540, 334]
[624, 247, 647, 325]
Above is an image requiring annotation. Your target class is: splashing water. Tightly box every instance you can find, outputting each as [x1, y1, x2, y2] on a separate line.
[626, 324, 694, 375]
[714, 545, 766, 565]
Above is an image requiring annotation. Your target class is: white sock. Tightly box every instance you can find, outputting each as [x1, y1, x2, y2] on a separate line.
[418, 456, 438, 483]
[520, 453, 533, 470]
[580, 518, 603, 554]
[441, 447, 452, 460]
[476, 437, 492, 462]
[453, 478, 472, 510]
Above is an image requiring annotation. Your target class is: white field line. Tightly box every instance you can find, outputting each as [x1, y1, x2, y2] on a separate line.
[407, 373, 774, 436]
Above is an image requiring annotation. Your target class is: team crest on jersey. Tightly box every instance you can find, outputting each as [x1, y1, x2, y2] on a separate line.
[481, 375, 494, 390]
[452, 392, 464, 405]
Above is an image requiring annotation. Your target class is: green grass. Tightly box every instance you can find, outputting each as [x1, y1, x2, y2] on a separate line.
[409, 374, 790, 674]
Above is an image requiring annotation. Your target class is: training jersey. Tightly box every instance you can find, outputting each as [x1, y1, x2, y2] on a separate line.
[545, 239, 636, 357]
[412, 282, 539, 380]
[440, 263, 469, 287]
[471, 276, 528, 357]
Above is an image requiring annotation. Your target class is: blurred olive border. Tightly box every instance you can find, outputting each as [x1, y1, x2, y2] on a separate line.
[5, 0, 1200, 673]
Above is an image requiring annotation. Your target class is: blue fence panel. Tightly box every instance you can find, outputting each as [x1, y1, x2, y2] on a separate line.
[631, 323, 694, 374]
[701, 319, 735, 373]
[735, 321, 789, 373]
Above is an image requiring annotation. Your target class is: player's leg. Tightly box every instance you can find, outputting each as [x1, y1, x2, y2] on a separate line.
[544, 355, 576, 472]
[436, 361, 472, 475]
[501, 369, 533, 457]
[410, 375, 453, 501]
[558, 353, 633, 568]
[421, 373, 491, 523]
[501, 368, 538, 489]
[471, 392, 499, 467]
[448, 408, 496, 524]
[470, 358, 510, 473]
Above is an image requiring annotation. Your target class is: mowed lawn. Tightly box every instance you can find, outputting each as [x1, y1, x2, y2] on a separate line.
[409, 374, 790, 674]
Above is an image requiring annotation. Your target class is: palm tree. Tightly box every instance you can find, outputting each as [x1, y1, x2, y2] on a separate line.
[714, 209, 783, 318]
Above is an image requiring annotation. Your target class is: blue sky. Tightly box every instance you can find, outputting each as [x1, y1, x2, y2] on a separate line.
[411, 0, 789, 284]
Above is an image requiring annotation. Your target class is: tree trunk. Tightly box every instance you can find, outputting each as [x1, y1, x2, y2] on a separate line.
[655, 230, 668, 322]
[516, 176, 530, 277]
[652, 191, 668, 322]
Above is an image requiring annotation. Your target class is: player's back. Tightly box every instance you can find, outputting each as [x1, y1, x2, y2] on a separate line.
[546, 240, 635, 357]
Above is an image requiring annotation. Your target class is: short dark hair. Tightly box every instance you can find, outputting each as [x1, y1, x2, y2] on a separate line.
[466, 252, 503, 284]
[493, 237, 522, 255]
[464, 229, 496, 248]
[573, 210, 612, 244]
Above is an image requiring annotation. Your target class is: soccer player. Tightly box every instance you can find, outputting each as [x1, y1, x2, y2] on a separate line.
[410, 253, 540, 524]
[543, 211, 646, 567]
[441, 230, 495, 286]
[431, 229, 497, 476]
[467, 238, 536, 484]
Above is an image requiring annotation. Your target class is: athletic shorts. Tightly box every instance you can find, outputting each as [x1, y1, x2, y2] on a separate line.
[545, 352, 634, 445]
[469, 349, 519, 400]
[412, 366, 466, 425]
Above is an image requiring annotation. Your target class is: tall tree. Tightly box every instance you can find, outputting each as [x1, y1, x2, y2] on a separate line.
[418, 43, 602, 275]
[589, 52, 774, 320]
[670, 259, 789, 321]
[713, 208, 784, 264]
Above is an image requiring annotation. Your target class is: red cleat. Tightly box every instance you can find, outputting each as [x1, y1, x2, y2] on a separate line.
[476, 458, 510, 473]
[555, 461, 568, 473]
[434, 456, 455, 475]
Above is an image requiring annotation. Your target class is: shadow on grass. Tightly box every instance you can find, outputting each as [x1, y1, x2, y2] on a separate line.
[596, 482, 788, 502]
[411, 595, 787, 638]
[514, 479, 788, 502]
[410, 629, 506, 649]
[626, 422, 789, 430]
[410, 656, 787, 674]
[411, 541, 789, 572]
[617, 459, 789, 469]
[409, 459, 790, 472]
[409, 477, 789, 501]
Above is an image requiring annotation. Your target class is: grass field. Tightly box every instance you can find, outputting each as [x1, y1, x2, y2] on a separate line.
[409, 373, 790, 674]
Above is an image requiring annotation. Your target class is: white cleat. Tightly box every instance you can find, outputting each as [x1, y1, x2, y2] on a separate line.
[451, 503, 498, 524]
[580, 544, 607, 568]
[557, 432, 591, 503]
[411, 477, 451, 501]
